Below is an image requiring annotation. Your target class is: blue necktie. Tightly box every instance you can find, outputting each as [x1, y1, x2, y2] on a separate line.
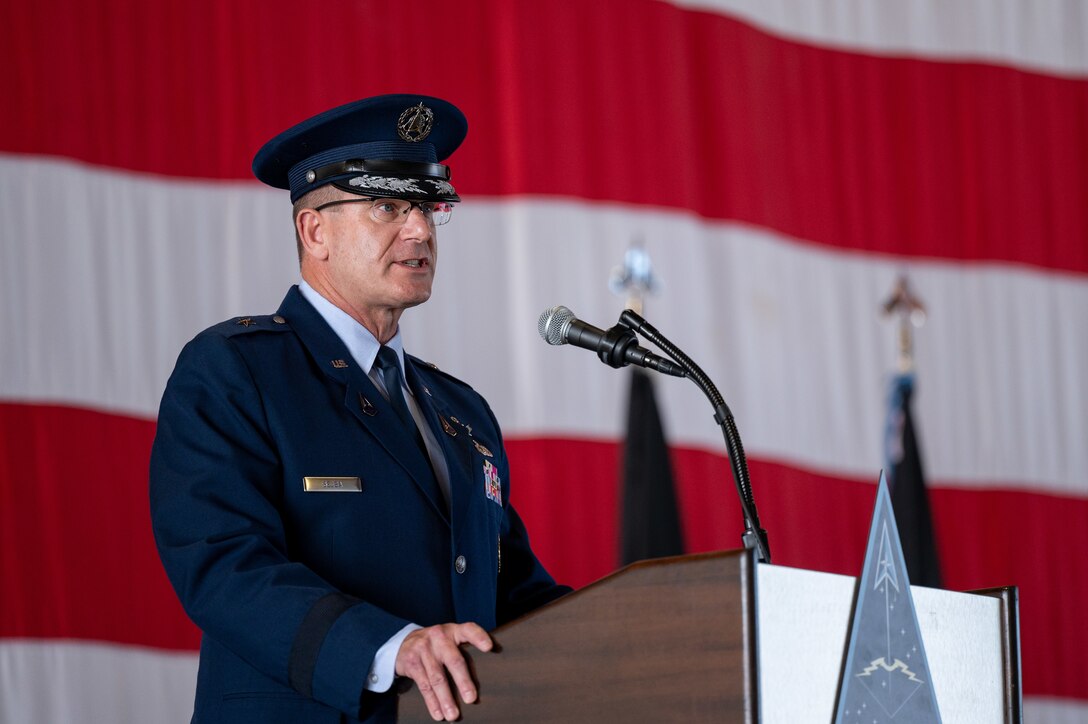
[375, 346, 415, 430]
[375, 346, 447, 511]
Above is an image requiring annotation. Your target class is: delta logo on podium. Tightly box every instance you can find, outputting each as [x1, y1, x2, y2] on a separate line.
[834, 472, 943, 723]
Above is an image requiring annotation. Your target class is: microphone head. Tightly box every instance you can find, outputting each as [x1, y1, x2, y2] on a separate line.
[537, 305, 575, 346]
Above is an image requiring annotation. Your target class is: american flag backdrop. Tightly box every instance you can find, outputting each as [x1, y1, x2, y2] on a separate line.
[1, 0, 1086, 721]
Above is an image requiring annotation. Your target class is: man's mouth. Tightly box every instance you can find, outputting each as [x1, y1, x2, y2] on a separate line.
[399, 259, 428, 269]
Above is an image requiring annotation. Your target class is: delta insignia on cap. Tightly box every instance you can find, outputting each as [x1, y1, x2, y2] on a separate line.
[251, 94, 467, 203]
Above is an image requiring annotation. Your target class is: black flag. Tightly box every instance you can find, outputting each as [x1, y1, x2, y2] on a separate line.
[885, 374, 941, 588]
[619, 368, 684, 565]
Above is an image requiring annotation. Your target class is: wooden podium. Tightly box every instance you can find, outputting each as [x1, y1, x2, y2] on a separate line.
[396, 550, 1020, 723]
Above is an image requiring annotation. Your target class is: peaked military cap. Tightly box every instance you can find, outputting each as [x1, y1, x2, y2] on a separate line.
[252, 94, 467, 203]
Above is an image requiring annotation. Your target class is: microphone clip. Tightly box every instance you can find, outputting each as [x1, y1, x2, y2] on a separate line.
[596, 324, 641, 369]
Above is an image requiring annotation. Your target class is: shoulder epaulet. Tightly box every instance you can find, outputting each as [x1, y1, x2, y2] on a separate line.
[209, 314, 294, 338]
[407, 354, 475, 391]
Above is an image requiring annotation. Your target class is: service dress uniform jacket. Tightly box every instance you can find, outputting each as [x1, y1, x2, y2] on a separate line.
[150, 286, 568, 723]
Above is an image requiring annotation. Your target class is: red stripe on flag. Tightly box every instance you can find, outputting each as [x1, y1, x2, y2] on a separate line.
[932, 487, 1088, 699]
[3, 405, 1085, 699]
[0, 403, 199, 651]
[1, 0, 1085, 273]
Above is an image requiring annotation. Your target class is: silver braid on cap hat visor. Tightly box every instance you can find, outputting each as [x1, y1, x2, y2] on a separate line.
[311, 158, 459, 202]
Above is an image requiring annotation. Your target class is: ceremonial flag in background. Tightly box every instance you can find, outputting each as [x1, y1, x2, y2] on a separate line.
[619, 369, 685, 566]
[886, 374, 942, 590]
[2, 1, 1086, 721]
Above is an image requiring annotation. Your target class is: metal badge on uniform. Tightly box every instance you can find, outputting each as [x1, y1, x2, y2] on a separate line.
[331, 359, 349, 369]
[303, 476, 362, 492]
[440, 415, 457, 437]
[236, 317, 255, 327]
[473, 439, 493, 458]
[358, 393, 377, 416]
[482, 460, 502, 505]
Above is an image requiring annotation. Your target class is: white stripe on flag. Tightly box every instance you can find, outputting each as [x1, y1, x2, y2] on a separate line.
[0, 640, 198, 724]
[668, 0, 1088, 76]
[1023, 698, 1088, 724]
[3, 154, 1086, 498]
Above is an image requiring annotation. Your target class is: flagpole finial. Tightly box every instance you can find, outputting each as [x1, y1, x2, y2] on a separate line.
[609, 238, 660, 316]
[882, 275, 926, 373]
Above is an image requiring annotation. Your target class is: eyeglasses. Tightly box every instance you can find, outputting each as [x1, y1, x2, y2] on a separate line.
[312, 197, 454, 226]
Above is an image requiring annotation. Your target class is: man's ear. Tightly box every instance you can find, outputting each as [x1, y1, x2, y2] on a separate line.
[296, 207, 330, 261]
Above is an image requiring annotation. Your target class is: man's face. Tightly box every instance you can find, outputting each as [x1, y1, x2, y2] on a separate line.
[318, 197, 438, 319]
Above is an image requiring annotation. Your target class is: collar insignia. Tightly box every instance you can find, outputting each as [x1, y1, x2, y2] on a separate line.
[358, 393, 377, 416]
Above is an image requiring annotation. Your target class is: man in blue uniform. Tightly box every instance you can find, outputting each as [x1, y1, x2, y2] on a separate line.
[150, 94, 569, 723]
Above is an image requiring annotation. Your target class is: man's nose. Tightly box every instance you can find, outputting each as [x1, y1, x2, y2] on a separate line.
[402, 206, 433, 238]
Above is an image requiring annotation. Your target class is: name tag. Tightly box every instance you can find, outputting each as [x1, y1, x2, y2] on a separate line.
[303, 476, 362, 492]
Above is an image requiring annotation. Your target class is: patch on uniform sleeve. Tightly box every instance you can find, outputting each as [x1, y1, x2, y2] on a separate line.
[483, 460, 502, 506]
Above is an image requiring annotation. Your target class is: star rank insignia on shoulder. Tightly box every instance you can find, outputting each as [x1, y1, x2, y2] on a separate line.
[216, 314, 292, 338]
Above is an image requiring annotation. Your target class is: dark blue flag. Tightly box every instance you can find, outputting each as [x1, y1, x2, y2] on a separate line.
[885, 373, 941, 588]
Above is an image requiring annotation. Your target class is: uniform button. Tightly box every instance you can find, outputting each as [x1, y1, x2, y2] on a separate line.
[454, 555, 467, 574]
[272, 315, 286, 324]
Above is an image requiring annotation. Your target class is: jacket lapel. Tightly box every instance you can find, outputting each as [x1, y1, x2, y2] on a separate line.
[277, 288, 449, 524]
[406, 360, 476, 530]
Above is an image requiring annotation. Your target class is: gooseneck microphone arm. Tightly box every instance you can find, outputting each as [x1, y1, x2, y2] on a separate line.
[619, 309, 771, 564]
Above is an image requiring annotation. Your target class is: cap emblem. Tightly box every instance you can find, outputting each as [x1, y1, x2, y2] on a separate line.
[397, 102, 434, 142]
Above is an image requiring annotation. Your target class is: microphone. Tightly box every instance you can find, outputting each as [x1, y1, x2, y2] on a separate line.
[537, 306, 686, 377]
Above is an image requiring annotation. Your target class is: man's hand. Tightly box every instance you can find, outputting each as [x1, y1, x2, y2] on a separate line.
[395, 622, 493, 722]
